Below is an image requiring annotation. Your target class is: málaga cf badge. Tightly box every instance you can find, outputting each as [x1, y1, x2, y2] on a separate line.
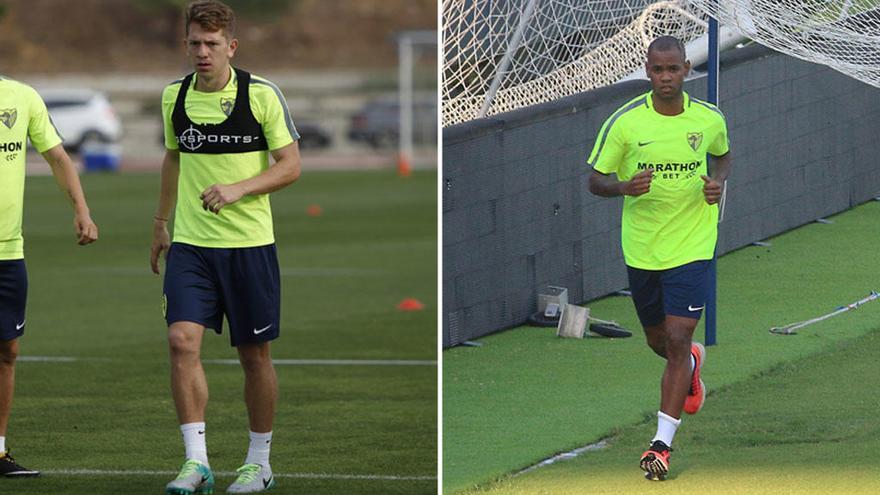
[0, 108, 16, 129]
[687, 132, 703, 152]
[220, 97, 234, 116]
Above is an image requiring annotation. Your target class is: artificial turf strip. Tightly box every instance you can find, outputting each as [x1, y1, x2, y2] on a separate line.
[5, 170, 437, 494]
[466, 327, 880, 495]
[443, 200, 880, 493]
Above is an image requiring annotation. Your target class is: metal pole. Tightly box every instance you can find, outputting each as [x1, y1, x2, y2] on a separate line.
[839, 0, 854, 21]
[705, 10, 720, 346]
[398, 35, 414, 176]
[479, 0, 539, 118]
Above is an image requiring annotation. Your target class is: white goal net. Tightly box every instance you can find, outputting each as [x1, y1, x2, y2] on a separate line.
[443, 0, 880, 127]
[687, 1, 880, 90]
[442, 0, 709, 127]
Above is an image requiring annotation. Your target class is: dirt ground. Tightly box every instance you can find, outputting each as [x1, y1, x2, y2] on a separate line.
[0, 0, 437, 73]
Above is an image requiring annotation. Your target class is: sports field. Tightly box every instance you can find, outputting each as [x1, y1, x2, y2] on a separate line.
[4, 169, 437, 494]
[443, 200, 880, 494]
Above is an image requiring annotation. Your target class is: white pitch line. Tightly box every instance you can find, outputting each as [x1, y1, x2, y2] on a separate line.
[75, 266, 386, 278]
[42, 468, 435, 481]
[514, 438, 610, 476]
[19, 356, 436, 366]
[17, 356, 80, 363]
[204, 358, 437, 366]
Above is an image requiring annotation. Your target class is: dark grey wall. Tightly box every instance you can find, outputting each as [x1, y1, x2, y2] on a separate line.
[442, 45, 880, 348]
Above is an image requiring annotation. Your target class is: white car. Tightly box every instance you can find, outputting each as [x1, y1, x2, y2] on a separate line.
[39, 89, 122, 152]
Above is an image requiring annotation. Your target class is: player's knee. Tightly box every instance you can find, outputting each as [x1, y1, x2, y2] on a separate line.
[0, 340, 18, 365]
[643, 325, 667, 357]
[664, 331, 692, 357]
[237, 344, 271, 373]
[646, 337, 666, 357]
[167, 329, 199, 357]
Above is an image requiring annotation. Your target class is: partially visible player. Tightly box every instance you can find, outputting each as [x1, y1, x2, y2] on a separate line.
[150, 1, 300, 493]
[587, 36, 732, 480]
[0, 76, 99, 477]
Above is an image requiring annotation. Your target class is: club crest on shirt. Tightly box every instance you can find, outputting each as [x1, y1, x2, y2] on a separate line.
[0, 108, 17, 129]
[220, 97, 235, 116]
[687, 132, 703, 152]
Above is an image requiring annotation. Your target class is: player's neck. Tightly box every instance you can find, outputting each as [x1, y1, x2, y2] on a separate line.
[195, 65, 232, 93]
[651, 92, 684, 116]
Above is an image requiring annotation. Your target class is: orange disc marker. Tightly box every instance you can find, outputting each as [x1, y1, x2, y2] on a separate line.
[397, 298, 424, 311]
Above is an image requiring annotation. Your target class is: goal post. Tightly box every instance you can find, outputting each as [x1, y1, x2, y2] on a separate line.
[396, 30, 437, 177]
[706, 3, 719, 346]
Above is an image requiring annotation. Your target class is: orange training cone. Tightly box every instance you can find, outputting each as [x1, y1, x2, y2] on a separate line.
[397, 154, 412, 177]
[397, 298, 424, 311]
[306, 204, 322, 217]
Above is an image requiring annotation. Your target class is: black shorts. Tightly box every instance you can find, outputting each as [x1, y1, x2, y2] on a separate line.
[163, 242, 280, 347]
[0, 259, 27, 342]
[626, 260, 710, 327]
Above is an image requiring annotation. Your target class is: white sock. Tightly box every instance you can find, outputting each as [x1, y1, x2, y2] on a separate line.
[652, 411, 681, 446]
[180, 422, 209, 466]
[244, 430, 272, 467]
[691, 354, 696, 373]
[0, 436, 5, 453]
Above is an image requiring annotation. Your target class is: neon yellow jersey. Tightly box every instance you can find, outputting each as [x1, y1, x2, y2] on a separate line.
[0, 76, 63, 260]
[588, 91, 729, 270]
[161, 67, 299, 248]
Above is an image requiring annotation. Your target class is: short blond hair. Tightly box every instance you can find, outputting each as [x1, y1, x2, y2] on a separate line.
[185, 0, 236, 39]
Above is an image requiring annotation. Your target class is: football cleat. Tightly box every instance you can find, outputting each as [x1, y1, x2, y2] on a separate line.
[683, 342, 706, 415]
[0, 451, 40, 477]
[226, 463, 275, 493]
[166, 459, 215, 495]
[640, 440, 672, 481]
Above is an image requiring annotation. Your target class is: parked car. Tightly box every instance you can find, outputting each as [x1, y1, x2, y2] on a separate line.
[348, 96, 437, 149]
[40, 89, 122, 152]
[295, 120, 332, 150]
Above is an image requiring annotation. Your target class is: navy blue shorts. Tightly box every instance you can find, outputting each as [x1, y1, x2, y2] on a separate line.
[163, 243, 280, 347]
[626, 260, 710, 327]
[0, 259, 27, 342]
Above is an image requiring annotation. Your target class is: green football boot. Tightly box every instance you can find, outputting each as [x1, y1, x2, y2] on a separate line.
[226, 463, 275, 493]
[166, 459, 215, 495]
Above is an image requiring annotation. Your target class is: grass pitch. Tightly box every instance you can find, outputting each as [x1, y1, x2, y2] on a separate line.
[4, 169, 437, 494]
[465, 328, 880, 495]
[444, 200, 880, 494]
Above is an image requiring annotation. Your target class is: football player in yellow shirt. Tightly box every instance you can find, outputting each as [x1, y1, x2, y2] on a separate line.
[0, 76, 98, 477]
[588, 36, 732, 481]
[150, 1, 300, 493]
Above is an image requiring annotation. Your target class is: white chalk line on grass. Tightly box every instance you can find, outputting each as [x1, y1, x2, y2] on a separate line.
[42, 468, 435, 481]
[19, 356, 436, 366]
[514, 438, 610, 476]
[75, 266, 387, 277]
[204, 358, 436, 366]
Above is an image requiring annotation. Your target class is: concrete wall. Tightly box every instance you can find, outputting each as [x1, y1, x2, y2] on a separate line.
[442, 45, 880, 348]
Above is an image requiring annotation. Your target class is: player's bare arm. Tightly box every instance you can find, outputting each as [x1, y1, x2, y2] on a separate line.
[40, 144, 98, 245]
[700, 151, 732, 205]
[199, 141, 301, 214]
[151, 149, 180, 274]
[589, 168, 653, 197]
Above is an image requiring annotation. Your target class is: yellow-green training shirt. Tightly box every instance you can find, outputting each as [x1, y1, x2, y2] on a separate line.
[162, 67, 299, 248]
[0, 77, 63, 260]
[588, 91, 729, 270]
